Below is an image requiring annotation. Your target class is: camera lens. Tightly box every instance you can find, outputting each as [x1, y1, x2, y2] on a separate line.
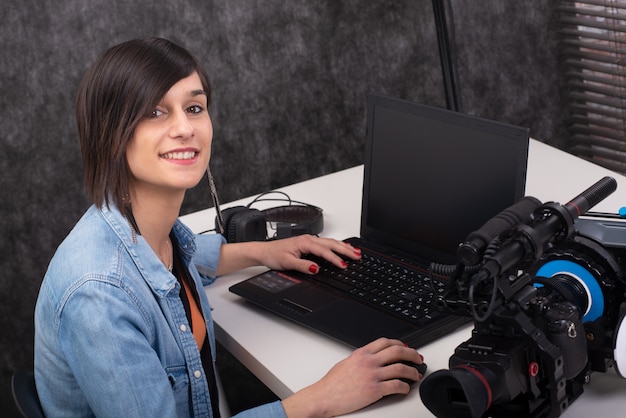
[420, 365, 492, 418]
[533, 259, 604, 322]
[548, 273, 589, 310]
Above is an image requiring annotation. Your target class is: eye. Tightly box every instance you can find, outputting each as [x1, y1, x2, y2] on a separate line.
[148, 108, 165, 119]
[187, 105, 204, 114]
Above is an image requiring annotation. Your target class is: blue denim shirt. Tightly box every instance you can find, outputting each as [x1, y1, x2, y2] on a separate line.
[35, 203, 286, 418]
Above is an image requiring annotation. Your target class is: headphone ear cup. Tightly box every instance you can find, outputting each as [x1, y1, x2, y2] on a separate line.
[219, 206, 246, 242]
[263, 205, 323, 239]
[220, 206, 267, 243]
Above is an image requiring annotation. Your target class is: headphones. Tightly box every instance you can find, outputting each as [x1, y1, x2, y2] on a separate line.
[209, 177, 324, 242]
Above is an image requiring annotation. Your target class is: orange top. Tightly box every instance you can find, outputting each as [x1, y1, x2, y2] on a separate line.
[181, 278, 206, 349]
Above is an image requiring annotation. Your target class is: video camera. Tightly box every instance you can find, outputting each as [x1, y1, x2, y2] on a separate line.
[419, 177, 626, 417]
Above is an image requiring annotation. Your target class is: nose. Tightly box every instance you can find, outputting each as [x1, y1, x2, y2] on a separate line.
[169, 110, 194, 139]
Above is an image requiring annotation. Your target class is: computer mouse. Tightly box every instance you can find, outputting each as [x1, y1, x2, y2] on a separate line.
[400, 361, 428, 384]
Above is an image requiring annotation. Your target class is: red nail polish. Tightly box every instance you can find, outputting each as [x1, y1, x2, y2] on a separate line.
[308, 264, 319, 274]
[341, 261, 347, 268]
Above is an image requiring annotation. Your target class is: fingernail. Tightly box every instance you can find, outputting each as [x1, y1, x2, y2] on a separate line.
[340, 261, 347, 268]
[402, 342, 409, 347]
[419, 354, 424, 362]
[354, 248, 362, 255]
[308, 264, 319, 274]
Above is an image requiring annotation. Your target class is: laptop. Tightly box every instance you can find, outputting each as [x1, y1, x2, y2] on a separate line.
[229, 93, 530, 348]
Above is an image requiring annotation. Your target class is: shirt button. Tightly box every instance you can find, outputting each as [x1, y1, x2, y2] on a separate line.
[194, 370, 202, 379]
[180, 324, 187, 332]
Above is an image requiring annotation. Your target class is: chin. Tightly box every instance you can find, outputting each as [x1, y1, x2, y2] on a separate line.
[179, 174, 206, 190]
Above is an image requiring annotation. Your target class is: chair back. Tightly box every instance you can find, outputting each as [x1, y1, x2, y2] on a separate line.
[11, 371, 45, 418]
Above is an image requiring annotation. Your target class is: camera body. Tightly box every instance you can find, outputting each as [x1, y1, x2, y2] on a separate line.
[422, 269, 590, 417]
[420, 212, 626, 417]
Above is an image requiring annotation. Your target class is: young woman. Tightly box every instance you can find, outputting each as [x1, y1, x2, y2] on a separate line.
[34, 37, 424, 418]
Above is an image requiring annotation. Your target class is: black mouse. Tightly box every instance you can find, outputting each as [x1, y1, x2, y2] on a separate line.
[400, 361, 427, 384]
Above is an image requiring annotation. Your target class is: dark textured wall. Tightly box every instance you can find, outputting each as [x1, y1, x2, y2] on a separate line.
[1, 0, 562, 415]
[451, 1, 567, 147]
[200, 1, 446, 207]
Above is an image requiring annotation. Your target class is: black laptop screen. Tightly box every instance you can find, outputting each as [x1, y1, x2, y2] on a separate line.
[361, 94, 529, 265]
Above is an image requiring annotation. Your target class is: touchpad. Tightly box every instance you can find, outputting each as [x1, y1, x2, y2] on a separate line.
[281, 287, 340, 312]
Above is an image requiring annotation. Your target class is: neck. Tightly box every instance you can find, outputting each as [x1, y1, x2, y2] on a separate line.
[128, 186, 184, 268]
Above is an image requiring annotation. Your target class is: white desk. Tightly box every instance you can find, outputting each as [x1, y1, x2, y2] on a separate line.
[181, 140, 626, 417]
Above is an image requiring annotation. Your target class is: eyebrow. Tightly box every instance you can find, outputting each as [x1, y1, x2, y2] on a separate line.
[190, 89, 207, 97]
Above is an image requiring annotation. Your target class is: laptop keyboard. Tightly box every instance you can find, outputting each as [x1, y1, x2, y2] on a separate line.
[309, 252, 448, 325]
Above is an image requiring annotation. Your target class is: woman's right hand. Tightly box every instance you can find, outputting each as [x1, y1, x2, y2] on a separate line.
[281, 337, 425, 418]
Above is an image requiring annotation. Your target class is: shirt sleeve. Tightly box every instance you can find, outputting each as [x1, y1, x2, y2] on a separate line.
[192, 233, 226, 285]
[232, 400, 288, 418]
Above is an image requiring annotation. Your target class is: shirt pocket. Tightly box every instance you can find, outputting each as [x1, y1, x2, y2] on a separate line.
[166, 365, 191, 416]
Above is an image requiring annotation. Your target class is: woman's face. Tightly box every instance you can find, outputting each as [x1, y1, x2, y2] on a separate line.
[126, 71, 213, 197]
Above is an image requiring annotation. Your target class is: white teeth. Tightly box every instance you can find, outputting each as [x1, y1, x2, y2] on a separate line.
[162, 151, 196, 160]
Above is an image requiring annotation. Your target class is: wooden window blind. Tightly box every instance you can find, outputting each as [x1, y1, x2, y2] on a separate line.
[558, 1, 626, 174]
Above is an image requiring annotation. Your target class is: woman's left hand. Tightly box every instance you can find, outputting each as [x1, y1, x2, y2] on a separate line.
[260, 234, 361, 273]
[217, 235, 361, 276]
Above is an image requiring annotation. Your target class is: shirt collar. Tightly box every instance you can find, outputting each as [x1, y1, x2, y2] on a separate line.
[98, 202, 197, 297]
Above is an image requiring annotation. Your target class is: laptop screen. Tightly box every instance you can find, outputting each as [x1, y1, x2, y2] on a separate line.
[361, 94, 530, 265]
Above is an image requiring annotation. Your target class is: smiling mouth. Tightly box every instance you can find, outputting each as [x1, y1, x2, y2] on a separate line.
[161, 151, 198, 160]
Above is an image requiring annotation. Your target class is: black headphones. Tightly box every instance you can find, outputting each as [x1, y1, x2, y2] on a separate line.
[215, 191, 324, 243]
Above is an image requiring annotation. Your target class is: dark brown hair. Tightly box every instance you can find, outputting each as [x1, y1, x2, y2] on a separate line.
[75, 37, 212, 210]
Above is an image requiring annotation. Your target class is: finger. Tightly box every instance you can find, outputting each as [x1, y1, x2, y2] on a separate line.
[381, 362, 423, 383]
[307, 240, 361, 269]
[358, 337, 406, 355]
[331, 240, 362, 260]
[367, 343, 424, 373]
[282, 258, 322, 275]
[378, 345, 418, 364]
[302, 236, 360, 258]
[376, 378, 412, 397]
